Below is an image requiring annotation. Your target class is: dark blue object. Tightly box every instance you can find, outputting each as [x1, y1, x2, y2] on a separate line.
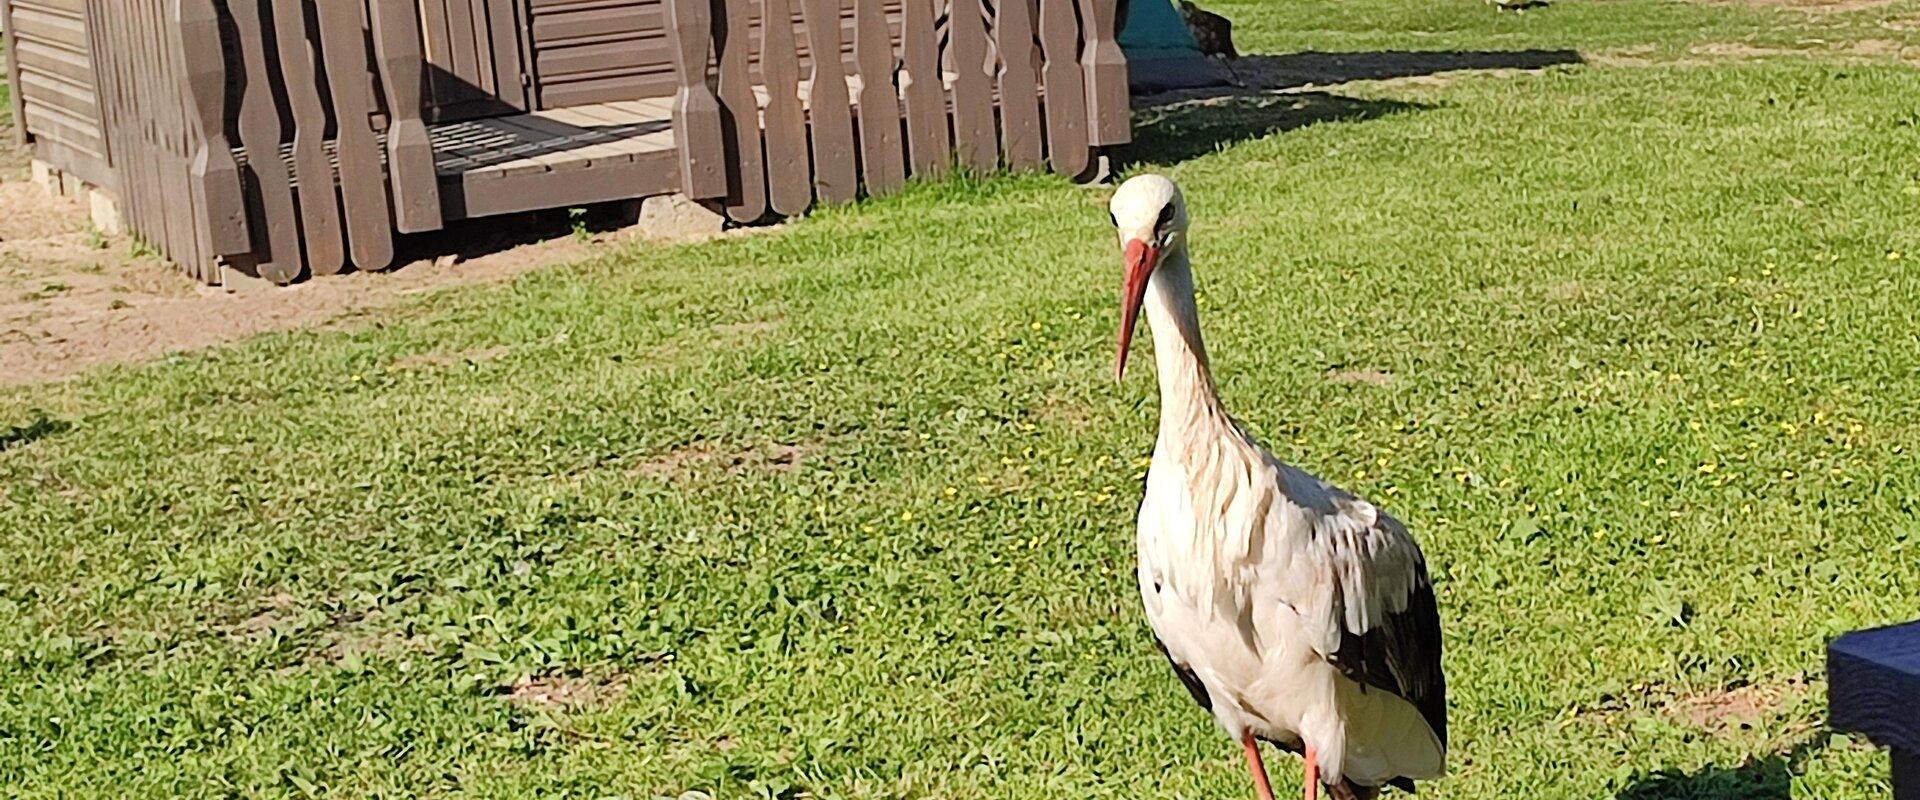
[1829, 620, 1920, 799]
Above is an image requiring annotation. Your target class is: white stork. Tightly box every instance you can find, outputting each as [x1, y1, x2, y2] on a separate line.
[1107, 175, 1448, 800]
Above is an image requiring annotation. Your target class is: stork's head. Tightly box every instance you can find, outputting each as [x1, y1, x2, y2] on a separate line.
[1109, 174, 1188, 382]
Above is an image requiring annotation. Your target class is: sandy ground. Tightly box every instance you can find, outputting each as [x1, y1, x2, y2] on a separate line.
[0, 168, 631, 388]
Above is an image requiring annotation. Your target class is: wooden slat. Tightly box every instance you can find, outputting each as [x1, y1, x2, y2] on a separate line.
[1077, 0, 1129, 147]
[504, 111, 644, 165]
[759, 0, 810, 215]
[440, 150, 679, 219]
[1, 2, 30, 145]
[852, 0, 903, 196]
[995, 0, 1043, 171]
[716, 0, 767, 221]
[161, 2, 201, 274]
[177, 0, 249, 266]
[371, 0, 444, 233]
[316, 0, 395, 271]
[269, 0, 345, 276]
[1038, 0, 1087, 176]
[665, 0, 726, 198]
[897, 0, 946, 178]
[946, 0, 996, 172]
[226, 0, 304, 283]
[483, 0, 526, 108]
[801, 0, 854, 203]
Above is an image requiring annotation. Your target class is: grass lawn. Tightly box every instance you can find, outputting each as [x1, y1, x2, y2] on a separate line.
[5, 1, 1920, 797]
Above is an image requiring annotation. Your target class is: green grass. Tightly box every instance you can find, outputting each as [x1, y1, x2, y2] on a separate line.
[5, 1, 1920, 797]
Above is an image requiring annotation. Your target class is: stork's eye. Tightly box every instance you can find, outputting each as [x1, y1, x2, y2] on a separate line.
[1109, 211, 1119, 228]
[1155, 203, 1177, 232]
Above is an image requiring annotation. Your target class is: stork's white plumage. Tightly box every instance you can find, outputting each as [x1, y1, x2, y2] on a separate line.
[1108, 175, 1448, 800]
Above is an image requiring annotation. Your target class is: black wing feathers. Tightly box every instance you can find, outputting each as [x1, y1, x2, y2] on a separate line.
[1325, 564, 1449, 751]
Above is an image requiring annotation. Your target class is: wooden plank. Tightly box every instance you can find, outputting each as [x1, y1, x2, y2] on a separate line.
[716, 0, 767, 222]
[316, 0, 395, 271]
[466, 0, 494, 96]
[759, 0, 809, 216]
[226, 0, 304, 283]
[1038, 0, 1086, 176]
[176, 0, 250, 268]
[664, 0, 726, 198]
[269, 0, 345, 275]
[852, 0, 903, 196]
[946, 0, 996, 172]
[439, 150, 679, 220]
[896, 0, 946, 178]
[482, 117, 591, 175]
[995, 0, 1043, 171]
[1076, 0, 1128, 147]
[800, 0, 854, 203]
[442, 0, 481, 89]
[482, 0, 527, 109]
[508, 110, 644, 165]
[1, 1, 31, 145]
[370, 0, 444, 233]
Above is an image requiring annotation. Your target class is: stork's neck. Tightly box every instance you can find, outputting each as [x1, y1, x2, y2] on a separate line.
[1143, 245, 1228, 445]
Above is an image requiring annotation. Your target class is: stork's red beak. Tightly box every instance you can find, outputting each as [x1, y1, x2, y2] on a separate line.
[1116, 238, 1161, 382]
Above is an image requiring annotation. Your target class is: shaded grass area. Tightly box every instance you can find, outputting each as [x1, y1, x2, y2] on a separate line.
[3, 2, 1920, 798]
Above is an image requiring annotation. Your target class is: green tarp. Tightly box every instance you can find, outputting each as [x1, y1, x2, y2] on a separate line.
[1119, 0, 1232, 92]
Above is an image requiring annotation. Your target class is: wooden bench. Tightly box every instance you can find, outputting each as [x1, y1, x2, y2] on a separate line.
[1830, 620, 1920, 799]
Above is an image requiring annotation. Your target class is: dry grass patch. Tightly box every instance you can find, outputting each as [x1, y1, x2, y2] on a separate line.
[635, 439, 811, 479]
[1325, 367, 1395, 386]
[504, 672, 631, 708]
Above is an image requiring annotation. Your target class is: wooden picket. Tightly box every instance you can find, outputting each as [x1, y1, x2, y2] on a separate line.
[717, 0, 768, 222]
[853, 0, 905, 196]
[268, 0, 345, 276]
[315, 0, 395, 272]
[898, 0, 949, 178]
[1040, 0, 1089, 176]
[947, 0, 999, 172]
[996, 0, 1045, 170]
[228, 0, 304, 283]
[760, 0, 812, 216]
[801, 0, 857, 203]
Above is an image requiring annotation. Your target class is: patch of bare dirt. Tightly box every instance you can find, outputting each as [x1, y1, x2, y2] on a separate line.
[1698, 0, 1897, 12]
[635, 440, 810, 479]
[1325, 368, 1395, 386]
[505, 672, 630, 708]
[1668, 677, 1811, 733]
[1595, 39, 1920, 66]
[227, 592, 302, 642]
[0, 172, 608, 387]
[390, 344, 515, 370]
[1032, 393, 1099, 430]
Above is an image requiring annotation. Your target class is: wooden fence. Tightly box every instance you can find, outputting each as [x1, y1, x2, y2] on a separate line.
[670, 0, 1132, 222]
[14, 0, 1130, 284]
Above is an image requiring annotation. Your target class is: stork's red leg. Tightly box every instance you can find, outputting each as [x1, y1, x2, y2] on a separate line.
[1240, 732, 1277, 800]
[1303, 744, 1320, 800]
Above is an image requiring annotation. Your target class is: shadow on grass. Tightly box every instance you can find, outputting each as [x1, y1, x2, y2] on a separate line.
[1120, 91, 1422, 165]
[1, 414, 70, 452]
[1119, 49, 1583, 165]
[1615, 735, 1827, 800]
[1226, 49, 1584, 93]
